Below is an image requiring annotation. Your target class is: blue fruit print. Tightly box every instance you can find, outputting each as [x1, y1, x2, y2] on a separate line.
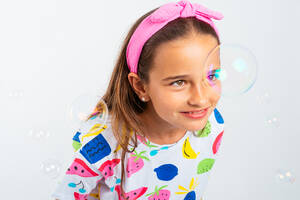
[72, 131, 82, 151]
[72, 131, 81, 142]
[80, 133, 111, 164]
[184, 191, 196, 200]
[214, 108, 224, 124]
[154, 164, 178, 181]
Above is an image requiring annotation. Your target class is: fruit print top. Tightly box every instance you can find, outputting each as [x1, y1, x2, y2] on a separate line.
[51, 107, 225, 200]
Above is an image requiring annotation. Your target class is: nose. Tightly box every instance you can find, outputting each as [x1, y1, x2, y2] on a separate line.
[187, 82, 210, 106]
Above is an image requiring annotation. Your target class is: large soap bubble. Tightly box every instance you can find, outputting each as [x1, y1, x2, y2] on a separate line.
[66, 93, 109, 130]
[203, 43, 258, 98]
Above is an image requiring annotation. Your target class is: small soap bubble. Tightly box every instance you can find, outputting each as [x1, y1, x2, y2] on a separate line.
[41, 158, 62, 179]
[265, 115, 280, 127]
[256, 91, 271, 104]
[275, 169, 296, 184]
[203, 43, 258, 98]
[27, 128, 51, 140]
[8, 89, 24, 98]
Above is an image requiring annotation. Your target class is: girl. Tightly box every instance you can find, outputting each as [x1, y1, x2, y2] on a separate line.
[52, 0, 225, 199]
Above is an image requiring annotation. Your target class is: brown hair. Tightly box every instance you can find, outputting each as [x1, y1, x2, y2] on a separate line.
[85, 6, 221, 197]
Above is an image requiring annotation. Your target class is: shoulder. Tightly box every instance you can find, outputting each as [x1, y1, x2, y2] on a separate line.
[77, 113, 119, 160]
[79, 113, 126, 189]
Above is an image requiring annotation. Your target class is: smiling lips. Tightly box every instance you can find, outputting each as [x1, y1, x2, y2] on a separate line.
[182, 107, 209, 113]
[181, 108, 208, 119]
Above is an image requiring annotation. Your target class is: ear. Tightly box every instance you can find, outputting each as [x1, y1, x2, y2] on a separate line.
[127, 72, 148, 100]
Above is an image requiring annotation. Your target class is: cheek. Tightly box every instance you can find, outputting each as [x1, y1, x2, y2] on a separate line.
[208, 88, 221, 104]
[150, 88, 185, 107]
[212, 94, 220, 103]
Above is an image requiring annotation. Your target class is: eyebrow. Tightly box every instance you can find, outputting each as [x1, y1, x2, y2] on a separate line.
[162, 69, 220, 82]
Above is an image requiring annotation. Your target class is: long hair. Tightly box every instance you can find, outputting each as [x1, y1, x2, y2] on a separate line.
[85, 6, 220, 197]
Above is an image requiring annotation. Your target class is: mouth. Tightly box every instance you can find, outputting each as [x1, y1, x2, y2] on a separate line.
[180, 107, 209, 119]
[181, 107, 209, 114]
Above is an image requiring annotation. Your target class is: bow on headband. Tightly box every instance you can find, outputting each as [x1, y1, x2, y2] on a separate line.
[126, 0, 224, 74]
[150, 0, 223, 23]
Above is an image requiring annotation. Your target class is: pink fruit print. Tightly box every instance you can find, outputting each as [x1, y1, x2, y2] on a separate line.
[212, 130, 224, 154]
[66, 158, 99, 177]
[98, 158, 120, 179]
[127, 150, 150, 178]
[74, 192, 88, 200]
[137, 134, 158, 148]
[114, 184, 148, 200]
[145, 185, 171, 200]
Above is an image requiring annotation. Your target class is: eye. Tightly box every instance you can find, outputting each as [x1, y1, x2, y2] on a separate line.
[207, 74, 218, 81]
[170, 80, 185, 87]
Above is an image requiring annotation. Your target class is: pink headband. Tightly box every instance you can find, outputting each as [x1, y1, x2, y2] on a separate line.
[126, 0, 224, 74]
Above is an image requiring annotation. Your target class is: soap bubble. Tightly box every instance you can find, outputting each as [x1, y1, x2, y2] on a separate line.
[41, 158, 62, 179]
[27, 128, 51, 140]
[66, 93, 109, 130]
[89, 98, 109, 125]
[203, 43, 258, 98]
[275, 169, 296, 184]
[256, 91, 271, 104]
[8, 89, 24, 99]
[265, 114, 280, 127]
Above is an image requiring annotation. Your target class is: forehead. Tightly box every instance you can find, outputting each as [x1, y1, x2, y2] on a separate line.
[151, 34, 219, 77]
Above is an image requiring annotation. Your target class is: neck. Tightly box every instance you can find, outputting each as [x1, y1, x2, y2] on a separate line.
[137, 102, 187, 145]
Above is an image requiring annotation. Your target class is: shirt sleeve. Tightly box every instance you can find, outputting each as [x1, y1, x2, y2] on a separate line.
[51, 121, 106, 200]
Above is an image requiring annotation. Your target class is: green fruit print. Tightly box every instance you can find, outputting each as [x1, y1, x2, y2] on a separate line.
[197, 158, 215, 174]
[72, 141, 82, 151]
[195, 120, 211, 137]
[72, 131, 82, 151]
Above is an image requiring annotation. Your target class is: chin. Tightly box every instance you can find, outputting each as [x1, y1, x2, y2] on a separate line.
[185, 117, 209, 132]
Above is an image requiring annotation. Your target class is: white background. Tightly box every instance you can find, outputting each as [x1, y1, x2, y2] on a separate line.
[0, 0, 299, 199]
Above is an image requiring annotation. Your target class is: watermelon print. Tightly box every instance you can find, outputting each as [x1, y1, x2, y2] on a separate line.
[98, 158, 120, 179]
[66, 158, 99, 177]
[51, 107, 225, 199]
[114, 185, 148, 200]
[212, 130, 224, 154]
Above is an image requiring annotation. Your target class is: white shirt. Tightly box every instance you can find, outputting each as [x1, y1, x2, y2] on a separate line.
[51, 107, 225, 200]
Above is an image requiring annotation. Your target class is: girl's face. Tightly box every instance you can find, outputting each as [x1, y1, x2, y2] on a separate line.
[143, 34, 221, 132]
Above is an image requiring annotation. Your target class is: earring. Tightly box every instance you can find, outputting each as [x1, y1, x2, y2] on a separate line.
[141, 97, 145, 101]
